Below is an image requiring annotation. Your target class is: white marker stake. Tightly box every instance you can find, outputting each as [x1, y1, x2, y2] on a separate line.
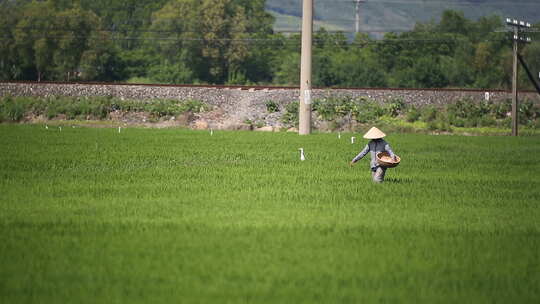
[351, 137, 355, 144]
[59, 126, 62, 132]
[210, 129, 214, 136]
[299, 148, 305, 161]
[338, 132, 341, 139]
[118, 126, 121, 133]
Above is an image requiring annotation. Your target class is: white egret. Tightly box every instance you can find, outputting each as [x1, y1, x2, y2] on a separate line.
[299, 148, 305, 161]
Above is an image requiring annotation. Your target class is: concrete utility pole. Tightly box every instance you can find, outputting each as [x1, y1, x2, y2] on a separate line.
[299, 0, 313, 135]
[512, 26, 519, 136]
[355, 0, 366, 34]
[507, 18, 532, 136]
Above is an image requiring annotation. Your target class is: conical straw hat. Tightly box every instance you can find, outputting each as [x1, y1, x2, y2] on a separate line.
[363, 127, 386, 139]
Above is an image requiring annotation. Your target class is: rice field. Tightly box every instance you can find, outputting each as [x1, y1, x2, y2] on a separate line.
[1, 124, 539, 303]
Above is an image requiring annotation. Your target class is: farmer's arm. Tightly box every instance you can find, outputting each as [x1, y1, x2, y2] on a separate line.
[351, 144, 370, 163]
[385, 142, 397, 160]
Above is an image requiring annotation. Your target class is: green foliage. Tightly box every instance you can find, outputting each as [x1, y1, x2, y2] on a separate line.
[311, 96, 412, 126]
[0, 96, 26, 122]
[384, 98, 405, 117]
[421, 106, 438, 123]
[0, 96, 209, 121]
[313, 97, 353, 121]
[1, 2, 540, 89]
[148, 61, 195, 84]
[405, 107, 421, 123]
[265, 100, 279, 113]
[280, 100, 299, 126]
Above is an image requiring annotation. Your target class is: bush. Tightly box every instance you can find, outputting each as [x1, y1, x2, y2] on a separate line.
[281, 101, 299, 126]
[478, 116, 497, 127]
[427, 118, 451, 132]
[0, 96, 209, 121]
[446, 98, 489, 127]
[353, 98, 385, 123]
[385, 98, 405, 117]
[405, 107, 421, 122]
[490, 99, 511, 119]
[0, 97, 27, 122]
[265, 100, 279, 113]
[421, 106, 438, 123]
[313, 97, 349, 121]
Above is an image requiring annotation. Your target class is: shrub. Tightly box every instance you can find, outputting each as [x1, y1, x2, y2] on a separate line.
[405, 107, 421, 122]
[478, 116, 496, 127]
[421, 106, 438, 123]
[313, 97, 347, 121]
[265, 100, 279, 113]
[0, 97, 26, 122]
[352, 98, 385, 123]
[490, 99, 511, 119]
[0, 96, 209, 121]
[446, 98, 489, 126]
[385, 98, 405, 117]
[427, 117, 451, 132]
[281, 101, 299, 126]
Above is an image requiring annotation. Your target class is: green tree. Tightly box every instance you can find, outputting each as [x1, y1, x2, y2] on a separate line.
[273, 52, 300, 85]
[146, 0, 274, 84]
[0, 2, 22, 80]
[13, 0, 57, 81]
[52, 5, 100, 80]
[438, 10, 470, 36]
[80, 31, 126, 81]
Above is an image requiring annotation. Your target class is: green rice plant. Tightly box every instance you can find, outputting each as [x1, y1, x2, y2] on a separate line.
[0, 126, 539, 303]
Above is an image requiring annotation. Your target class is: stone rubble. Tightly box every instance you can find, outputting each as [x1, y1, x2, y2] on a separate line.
[1, 82, 538, 131]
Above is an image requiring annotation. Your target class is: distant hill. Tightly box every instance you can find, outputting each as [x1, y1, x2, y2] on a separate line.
[266, 0, 540, 34]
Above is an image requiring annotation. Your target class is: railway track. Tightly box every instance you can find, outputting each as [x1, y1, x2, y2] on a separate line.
[3, 80, 533, 94]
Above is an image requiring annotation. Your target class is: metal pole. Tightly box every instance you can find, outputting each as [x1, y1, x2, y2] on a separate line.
[299, 0, 313, 135]
[512, 26, 519, 136]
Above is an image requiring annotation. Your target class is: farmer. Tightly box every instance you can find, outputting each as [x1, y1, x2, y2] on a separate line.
[350, 127, 397, 183]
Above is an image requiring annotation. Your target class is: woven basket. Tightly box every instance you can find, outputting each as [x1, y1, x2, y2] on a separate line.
[376, 152, 401, 168]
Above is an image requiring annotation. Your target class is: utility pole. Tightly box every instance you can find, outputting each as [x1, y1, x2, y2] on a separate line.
[512, 25, 519, 136]
[299, 0, 313, 135]
[355, 0, 366, 34]
[507, 18, 532, 136]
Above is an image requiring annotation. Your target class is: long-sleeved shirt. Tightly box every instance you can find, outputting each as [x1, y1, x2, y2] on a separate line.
[352, 139, 395, 169]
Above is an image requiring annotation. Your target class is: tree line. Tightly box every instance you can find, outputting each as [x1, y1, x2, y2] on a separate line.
[1, 0, 539, 90]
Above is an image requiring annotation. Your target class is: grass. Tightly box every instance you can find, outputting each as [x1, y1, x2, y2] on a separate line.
[1, 125, 539, 303]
